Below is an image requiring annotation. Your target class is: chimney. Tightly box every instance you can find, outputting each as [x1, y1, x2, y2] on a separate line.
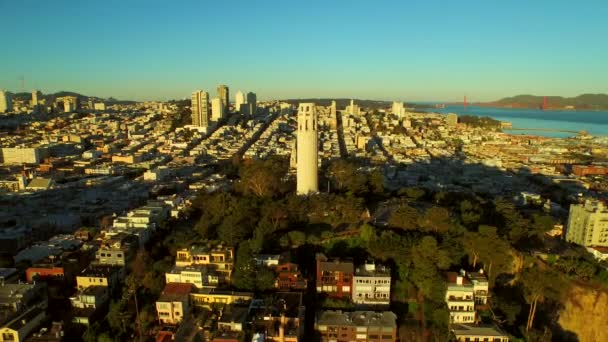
[456, 276, 463, 285]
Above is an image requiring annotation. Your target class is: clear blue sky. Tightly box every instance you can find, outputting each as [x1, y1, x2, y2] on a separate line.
[1, 0, 607, 102]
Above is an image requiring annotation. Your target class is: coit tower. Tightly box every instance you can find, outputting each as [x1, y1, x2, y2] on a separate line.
[296, 103, 318, 195]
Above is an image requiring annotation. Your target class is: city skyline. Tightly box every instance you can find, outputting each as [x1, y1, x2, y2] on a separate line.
[1, 0, 607, 102]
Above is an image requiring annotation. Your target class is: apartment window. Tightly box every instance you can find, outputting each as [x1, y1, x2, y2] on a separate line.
[117, 254, 122, 258]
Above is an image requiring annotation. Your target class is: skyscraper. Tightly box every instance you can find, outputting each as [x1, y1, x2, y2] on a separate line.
[392, 101, 405, 118]
[296, 103, 318, 195]
[31, 90, 42, 107]
[0, 90, 12, 113]
[217, 85, 229, 112]
[235, 91, 245, 114]
[211, 97, 225, 121]
[191, 90, 210, 127]
[246, 92, 257, 116]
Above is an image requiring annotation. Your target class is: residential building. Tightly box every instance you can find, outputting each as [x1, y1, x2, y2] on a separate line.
[211, 97, 225, 121]
[447, 113, 459, 126]
[156, 283, 193, 325]
[566, 199, 608, 247]
[0, 306, 46, 342]
[0, 90, 12, 113]
[70, 286, 109, 325]
[191, 90, 210, 128]
[217, 85, 229, 112]
[165, 265, 220, 289]
[245, 92, 257, 116]
[296, 103, 319, 195]
[249, 292, 305, 342]
[76, 265, 124, 292]
[235, 91, 245, 114]
[315, 310, 397, 342]
[275, 263, 307, 291]
[93, 103, 106, 111]
[0, 147, 46, 165]
[31, 90, 42, 107]
[468, 270, 489, 306]
[392, 101, 405, 118]
[451, 323, 510, 342]
[352, 262, 391, 307]
[217, 305, 248, 333]
[254, 254, 281, 268]
[95, 233, 137, 266]
[190, 289, 253, 308]
[315, 254, 353, 299]
[446, 272, 476, 324]
[175, 243, 234, 282]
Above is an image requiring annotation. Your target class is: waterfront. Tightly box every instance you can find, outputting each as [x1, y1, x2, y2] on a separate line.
[423, 105, 608, 138]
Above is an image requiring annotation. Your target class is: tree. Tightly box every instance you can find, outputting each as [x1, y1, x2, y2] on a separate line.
[368, 169, 385, 195]
[232, 242, 257, 291]
[360, 223, 376, 243]
[520, 266, 567, 331]
[327, 159, 367, 194]
[256, 267, 277, 291]
[238, 157, 288, 198]
[418, 206, 451, 233]
[388, 203, 420, 230]
[463, 225, 515, 285]
[286, 231, 306, 247]
[460, 200, 482, 227]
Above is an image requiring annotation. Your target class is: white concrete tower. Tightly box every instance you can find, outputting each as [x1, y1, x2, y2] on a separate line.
[296, 103, 318, 195]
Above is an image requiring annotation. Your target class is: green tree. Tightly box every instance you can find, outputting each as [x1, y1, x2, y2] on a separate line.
[418, 206, 451, 233]
[463, 225, 515, 285]
[359, 223, 376, 243]
[388, 204, 420, 231]
[232, 242, 257, 291]
[286, 231, 306, 247]
[237, 157, 288, 198]
[256, 267, 277, 291]
[520, 266, 567, 331]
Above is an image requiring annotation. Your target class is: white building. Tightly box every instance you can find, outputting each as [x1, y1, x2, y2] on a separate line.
[296, 103, 318, 195]
[235, 90, 245, 113]
[94, 102, 106, 111]
[446, 271, 476, 324]
[191, 90, 210, 128]
[352, 262, 391, 306]
[392, 101, 405, 118]
[211, 97, 225, 121]
[566, 199, 608, 247]
[165, 265, 219, 289]
[0, 90, 12, 113]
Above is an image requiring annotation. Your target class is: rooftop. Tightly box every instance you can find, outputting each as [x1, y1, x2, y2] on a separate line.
[451, 323, 509, 337]
[317, 310, 397, 328]
[158, 283, 193, 302]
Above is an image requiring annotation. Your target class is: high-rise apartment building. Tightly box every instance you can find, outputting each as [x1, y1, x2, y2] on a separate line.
[447, 113, 459, 126]
[245, 92, 257, 116]
[235, 90, 245, 113]
[31, 90, 42, 107]
[191, 90, 210, 127]
[296, 103, 318, 195]
[217, 84, 229, 112]
[566, 199, 608, 247]
[211, 97, 224, 121]
[392, 101, 405, 118]
[0, 90, 12, 113]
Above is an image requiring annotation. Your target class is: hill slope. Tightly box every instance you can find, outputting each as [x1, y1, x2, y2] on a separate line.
[481, 94, 608, 110]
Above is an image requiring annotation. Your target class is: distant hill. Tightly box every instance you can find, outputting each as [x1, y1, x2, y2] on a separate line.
[11, 91, 136, 105]
[480, 94, 608, 110]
